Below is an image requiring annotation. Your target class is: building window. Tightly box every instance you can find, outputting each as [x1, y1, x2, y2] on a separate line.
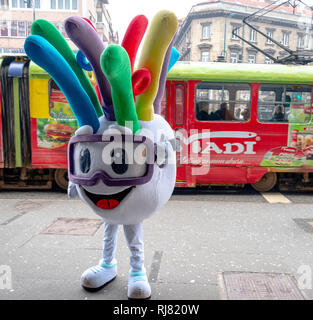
[201, 51, 210, 62]
[11, 0, 40, 8]
[202, 25, 210, 40]
[17, 21, 25, 37]
[19, 0, 32, 8]
[1, 0, 7, 8]
[232, 26, 239, 40]
[266, 31, 273, 44]
[248, 54, 256, 63]
[186, 27, 191, 45]
[230, 51, 238, 63]
[0, 20, 30, 38]
[282, 32, 289, 46]
[10, 20, 17, 36]
[250, 28, 257, 42]
[51, 0, 76, 10]
[97, 12, 102, 22]
[1, 21, 8, 36]
[27, 21, 31, 35]
[298, 35, 304, 49]
[265, 57, 273, 64]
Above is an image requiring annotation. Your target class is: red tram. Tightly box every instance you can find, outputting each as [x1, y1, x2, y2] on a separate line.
[164, 61, 313, 191]
[1, 57, 313, 191]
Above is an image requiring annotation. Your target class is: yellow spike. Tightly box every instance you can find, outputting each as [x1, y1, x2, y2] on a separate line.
[136, 10, 178, 121]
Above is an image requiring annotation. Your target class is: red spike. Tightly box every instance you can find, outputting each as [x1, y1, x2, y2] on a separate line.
[82, 18, 97, 32]
[121, 15, 148, 73]
[132, 68, 151, 97]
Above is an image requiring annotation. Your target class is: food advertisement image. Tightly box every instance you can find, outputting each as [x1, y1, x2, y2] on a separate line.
[261, 101, 313, 167]
[49, 84, 76, 120]
[261, 146, 305, 167]
[37, 82, 78, 149]
[287, 101, 313, 166]
[37, 118, 77, 149]
[288, 127, 313, 167]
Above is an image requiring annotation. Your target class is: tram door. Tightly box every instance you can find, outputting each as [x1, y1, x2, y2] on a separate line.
[167, 81, 188, 186]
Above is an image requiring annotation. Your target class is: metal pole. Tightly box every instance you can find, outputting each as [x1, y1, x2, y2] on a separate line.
[223, 17, 226, 57]
[33, 0, 35, 21]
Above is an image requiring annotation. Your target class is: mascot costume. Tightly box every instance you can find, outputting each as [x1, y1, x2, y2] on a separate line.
[24, 11, 179, 299]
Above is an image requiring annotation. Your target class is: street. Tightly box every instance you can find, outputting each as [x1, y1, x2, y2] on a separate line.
[0, 187, 312, 300]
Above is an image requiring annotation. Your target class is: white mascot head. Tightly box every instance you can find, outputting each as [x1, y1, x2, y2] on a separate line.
[71, 113, 176, 225]
[24, 11, 178, 225]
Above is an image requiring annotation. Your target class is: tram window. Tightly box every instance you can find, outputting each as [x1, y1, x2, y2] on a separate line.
[175, 84, 185, 125]
[195, 82, 251, 122]
[161, 87, 167, 119]
[258, 84, 312, 123]
[48, 79, 76, 120]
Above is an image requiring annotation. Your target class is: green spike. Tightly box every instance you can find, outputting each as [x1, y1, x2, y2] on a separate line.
[100, 45, 140, 133]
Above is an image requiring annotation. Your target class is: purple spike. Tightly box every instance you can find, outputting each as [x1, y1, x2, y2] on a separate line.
[153, 32, 177, 115]
[65, 16, 115, 120]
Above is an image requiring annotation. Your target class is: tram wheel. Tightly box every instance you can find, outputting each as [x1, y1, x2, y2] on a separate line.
[251, 172, 277, 192]
[54, 169, 68, 190]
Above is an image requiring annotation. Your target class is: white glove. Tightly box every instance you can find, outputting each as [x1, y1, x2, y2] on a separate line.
[68, 181, 78, 199]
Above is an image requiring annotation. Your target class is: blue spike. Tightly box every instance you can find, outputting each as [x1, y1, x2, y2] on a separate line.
[24, 35, 99, 133]
[168, 47, 180, 73]
[76, 50, 93, 71]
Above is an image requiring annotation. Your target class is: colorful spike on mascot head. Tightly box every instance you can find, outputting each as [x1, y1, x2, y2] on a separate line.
[24, 11, 179, 299]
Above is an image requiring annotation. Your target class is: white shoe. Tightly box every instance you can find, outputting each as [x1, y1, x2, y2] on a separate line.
[127, 269, 151, 299]
[81, 259, 117, 291]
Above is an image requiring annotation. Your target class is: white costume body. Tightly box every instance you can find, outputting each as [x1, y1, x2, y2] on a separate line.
[71, 114, 176, 297]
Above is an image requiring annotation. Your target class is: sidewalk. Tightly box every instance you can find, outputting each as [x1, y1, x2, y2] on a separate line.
[0, 191, 312, 300]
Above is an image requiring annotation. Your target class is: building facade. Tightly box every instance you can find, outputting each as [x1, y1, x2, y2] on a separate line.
[175, 0, 313, 64]
[0, 0, 117, 54]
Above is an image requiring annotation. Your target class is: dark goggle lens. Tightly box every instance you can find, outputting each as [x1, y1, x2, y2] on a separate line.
[110, 148, 128, 174]
[80, 148, 91, 174]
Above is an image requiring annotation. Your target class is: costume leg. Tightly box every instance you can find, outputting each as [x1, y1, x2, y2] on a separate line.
[81, 223, 118, 291]
[123, 223, 151, 299]
[123, 222, 144, 272]
[102, 223, 119, 264]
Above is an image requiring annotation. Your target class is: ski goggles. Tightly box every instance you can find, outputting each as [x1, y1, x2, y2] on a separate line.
[68, 134, 154, 187]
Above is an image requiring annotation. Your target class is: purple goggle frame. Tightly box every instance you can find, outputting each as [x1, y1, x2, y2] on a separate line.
[68, 134, 154, 187]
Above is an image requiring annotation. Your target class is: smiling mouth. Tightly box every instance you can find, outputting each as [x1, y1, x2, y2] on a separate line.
[83, 187, 134, 210]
